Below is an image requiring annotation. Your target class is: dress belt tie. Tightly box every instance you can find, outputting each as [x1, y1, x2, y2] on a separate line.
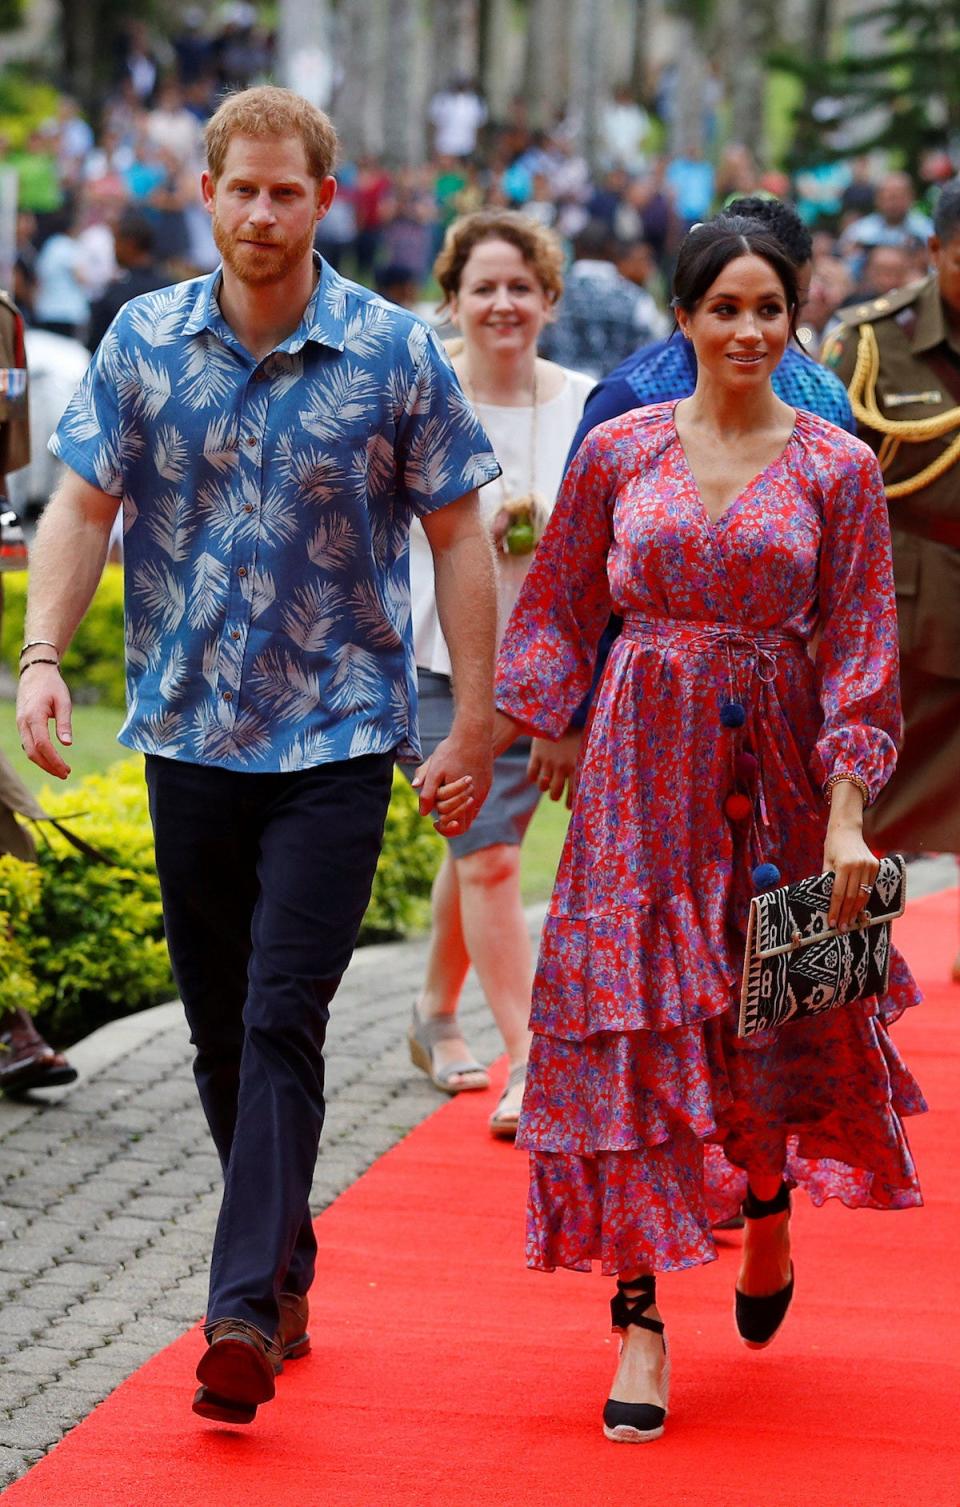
[619, 616, 810, 849]
[619, 615, 807, 686]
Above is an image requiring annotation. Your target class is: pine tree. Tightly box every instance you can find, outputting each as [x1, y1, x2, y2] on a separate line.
[781, 0, 960, 175]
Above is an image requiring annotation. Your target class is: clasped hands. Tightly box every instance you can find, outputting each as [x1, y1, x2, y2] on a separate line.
[413, 709, 583, 838]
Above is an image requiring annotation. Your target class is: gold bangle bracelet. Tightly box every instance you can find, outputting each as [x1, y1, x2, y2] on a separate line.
[825, 772, 870, 805]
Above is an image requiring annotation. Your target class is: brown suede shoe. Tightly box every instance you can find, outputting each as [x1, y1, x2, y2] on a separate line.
[278, 1292, 310, 1361]
[0, 1008, 78, 1095]
[193, 1320, 282, 1424]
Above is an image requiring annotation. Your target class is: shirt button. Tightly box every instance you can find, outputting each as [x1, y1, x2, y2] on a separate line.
[243, 504, 254, 514]
[246, 435, 257, 446]
[231, 630, 241, 640]
[238, 566, 247, 578]
[222, 691, 233, 702]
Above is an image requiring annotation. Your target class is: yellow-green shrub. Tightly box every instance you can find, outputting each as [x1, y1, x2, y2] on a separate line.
[5, 757, 442, 1044]
[1, 566, 126, 708]
[0, 855, 42, 1016]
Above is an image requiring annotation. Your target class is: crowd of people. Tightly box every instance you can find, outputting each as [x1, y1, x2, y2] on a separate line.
[2, 47, 958, 1452]
[4, 16, 958, 368]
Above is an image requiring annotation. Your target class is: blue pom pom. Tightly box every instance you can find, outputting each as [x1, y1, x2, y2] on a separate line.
[720, 700, 747, 728]
[752, 862, 782, 891]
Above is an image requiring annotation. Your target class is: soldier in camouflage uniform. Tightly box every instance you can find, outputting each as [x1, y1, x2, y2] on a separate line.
[824, 179, 960, 979]
[0, 288, 78, 1091]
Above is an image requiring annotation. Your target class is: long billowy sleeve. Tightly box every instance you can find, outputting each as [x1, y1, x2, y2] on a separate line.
[811, 439, 901, 803]
[495, 426, 617, 738]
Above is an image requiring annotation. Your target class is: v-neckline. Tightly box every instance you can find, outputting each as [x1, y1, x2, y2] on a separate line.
[670, 401, 799, 529]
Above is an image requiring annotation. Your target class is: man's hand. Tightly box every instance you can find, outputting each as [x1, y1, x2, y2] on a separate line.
[413, 721, 493, 837]
[16, 664, 74, 779]
[528, 729, 583, 809]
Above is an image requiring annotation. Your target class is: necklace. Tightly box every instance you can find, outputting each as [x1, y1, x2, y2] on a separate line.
[462, 361, 548, 555]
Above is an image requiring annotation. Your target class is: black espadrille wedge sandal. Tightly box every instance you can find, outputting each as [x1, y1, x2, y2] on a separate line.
[602, 1275, 670, 1443]
[734, 1181, 795, 1349]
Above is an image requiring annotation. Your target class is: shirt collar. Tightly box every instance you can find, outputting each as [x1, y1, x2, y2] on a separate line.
[181, 253, 347, 353]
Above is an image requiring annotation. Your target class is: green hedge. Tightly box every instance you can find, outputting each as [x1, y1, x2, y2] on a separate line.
[1, 756, 442, 1045]
[1, 566, 127, 708]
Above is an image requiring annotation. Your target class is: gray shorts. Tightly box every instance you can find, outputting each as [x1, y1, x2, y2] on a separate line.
[406, 669, 540, 859]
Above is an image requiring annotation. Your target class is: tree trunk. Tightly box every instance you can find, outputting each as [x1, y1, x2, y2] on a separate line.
[431, 0, 478, 90]
[726, 0, 771, 157]
[383, 0, 418, 167]
[276, 0, 334, 108]
[669, 14, 707, 157]
[569, 0, 609, 168]
[522, 0, 573, 129]
[334, 0, 382, 158]
[630, 0, 652, 99]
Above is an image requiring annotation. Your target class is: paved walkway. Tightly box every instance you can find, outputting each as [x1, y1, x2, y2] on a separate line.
[0, 911, 538, 1491]
[0, 857, 954, 1491]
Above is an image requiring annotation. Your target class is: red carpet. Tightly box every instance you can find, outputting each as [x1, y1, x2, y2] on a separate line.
[4, 890, 959, 1507]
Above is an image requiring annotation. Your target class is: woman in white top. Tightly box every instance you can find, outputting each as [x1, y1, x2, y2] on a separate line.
[407, 211, 594, 1135]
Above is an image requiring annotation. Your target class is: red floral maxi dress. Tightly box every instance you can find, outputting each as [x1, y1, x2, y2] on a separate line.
[494, 402, 925, 1276]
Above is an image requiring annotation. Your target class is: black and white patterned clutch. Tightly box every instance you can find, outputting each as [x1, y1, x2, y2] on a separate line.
[737, 855, 907, 1038]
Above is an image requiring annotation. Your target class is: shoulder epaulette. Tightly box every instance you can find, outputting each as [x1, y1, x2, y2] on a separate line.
[833, 279, 929, 330]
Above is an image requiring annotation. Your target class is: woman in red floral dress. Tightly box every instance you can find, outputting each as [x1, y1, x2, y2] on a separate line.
[491, 218, 924, 1443]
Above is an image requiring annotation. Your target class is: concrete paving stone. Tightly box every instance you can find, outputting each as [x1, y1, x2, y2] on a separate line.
[0, 1182, 69, 1211]
[0, 1342, 70, 1379]
[41, 1192, 124, 1229]
[44, 1259, 110, 1285]
[0, 1307, 51, 1342]
[89, 1214, 163, 1243]
[150, 1224, 210, 1257]
[63, 1296, 129, 1329]
[0, 1402, 67, 1450]
[88, 1337, 162, 1371]
[0, 1447, 34, 1489]
[124, 1193, 203, 1222]
[19, 1276, 98, 1312]
[0, 1126, 72, 1154]
[64, 1234, 144, 1265]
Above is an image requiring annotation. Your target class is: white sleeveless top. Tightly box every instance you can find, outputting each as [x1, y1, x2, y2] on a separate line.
[410, 365, 594, 676]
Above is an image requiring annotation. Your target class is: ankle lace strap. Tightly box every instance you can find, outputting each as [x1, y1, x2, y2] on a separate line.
[610, 1275, 664, 1336]
[741, 1181, 791, 1220]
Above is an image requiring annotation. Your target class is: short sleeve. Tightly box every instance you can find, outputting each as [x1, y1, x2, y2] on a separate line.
[495, 426, 618, 738]
[48, 316, 126, 497]
[811, 440, 900, 803]
[395, 324, 500, 516]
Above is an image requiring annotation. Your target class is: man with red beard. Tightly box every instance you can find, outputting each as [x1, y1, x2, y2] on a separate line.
[16, 86, 500, 1423]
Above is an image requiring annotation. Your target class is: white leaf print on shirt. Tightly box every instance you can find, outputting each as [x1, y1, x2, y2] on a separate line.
[403, 416, 453, 496]
[188, 551, 230, 629]
[349, 721, 386, 757]
[147, 490, 195, 562]
[153, 425, 190, 482]
[203, 415, 239, 474]
[329, 642, 381, 712]
[196, 477, 236, 546]
[240, 566, 277, 620]
[129, 294, 185, 349]
[276, 433, 345, 504]
[299, 364, 378, 443]
[181, 340, 238, 411]
[249, 650, 322, 722]
[278, 729, 336, 771]
[133, 559, 186, 632]
[255, 479, 300, 548]
[266, 353, 304, 398]
[192, 703, 272, 764]
[343, 303, 393, 360]
[447, 381, 484, 437]
[324, 276, 348, 322]
[306, 514, 357, 571]
[122, 493, 139, 535]
[63, 392, 101, 444]
[136, 709, 188, 756]
[134, 357, 173, 420]
[281, 580, 345, 652]
[461, 450, 499, 488]
[349, 582, 402, 648]
[93, 438, 122, 495]
[158, 644, 188, 703]
[126, 617, 162, 674]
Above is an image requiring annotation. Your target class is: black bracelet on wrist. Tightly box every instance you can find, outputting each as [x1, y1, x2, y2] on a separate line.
[18, 657, 61, 676]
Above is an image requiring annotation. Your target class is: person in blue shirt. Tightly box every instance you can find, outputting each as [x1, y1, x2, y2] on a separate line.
[17, 86, 500, 1425]
[566, 196, 856, 463]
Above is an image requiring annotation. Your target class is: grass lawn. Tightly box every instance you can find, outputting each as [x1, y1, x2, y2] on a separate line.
[0, 697, 568, 902]
[0, 700, 134, 798]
